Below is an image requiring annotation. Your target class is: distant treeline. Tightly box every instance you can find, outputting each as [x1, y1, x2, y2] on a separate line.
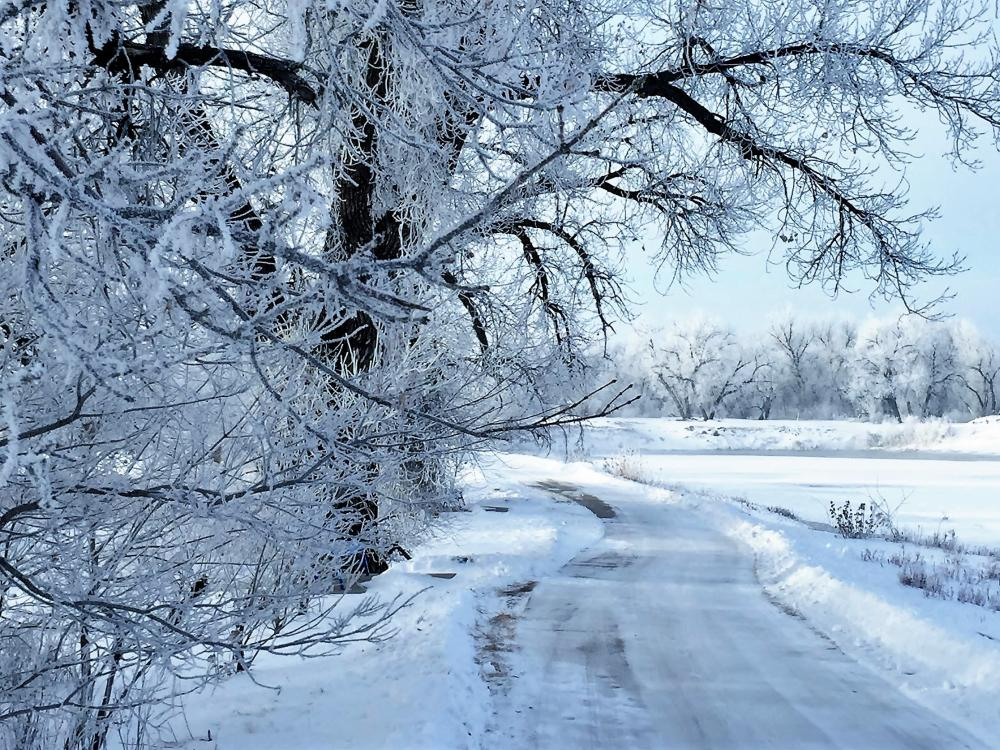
[598, 316, 999, 422]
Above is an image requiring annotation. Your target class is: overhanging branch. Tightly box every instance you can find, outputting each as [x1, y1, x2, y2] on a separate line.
[92, 41, 321, 106]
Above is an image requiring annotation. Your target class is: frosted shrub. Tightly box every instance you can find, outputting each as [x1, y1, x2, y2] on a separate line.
[865, 544, 1000, 611]
[828, 500, 884, 539]
[896, 556, 948, 599]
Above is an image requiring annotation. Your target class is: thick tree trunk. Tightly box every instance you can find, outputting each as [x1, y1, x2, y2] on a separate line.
[881, 394, 902, 423]
[321, 30, 405, 576]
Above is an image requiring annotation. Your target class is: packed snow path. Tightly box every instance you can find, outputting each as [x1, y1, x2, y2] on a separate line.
[490, 480, 986, 749]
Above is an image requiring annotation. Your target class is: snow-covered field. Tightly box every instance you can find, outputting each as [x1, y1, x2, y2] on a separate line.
[582, 415, 1000, 457]
[158, 418, 1000, 748]
[579, 417, 1000, 544]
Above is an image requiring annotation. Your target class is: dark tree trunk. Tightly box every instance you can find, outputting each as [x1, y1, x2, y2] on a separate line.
[320, 30, 407, 576]
[882, 394, 902, 423]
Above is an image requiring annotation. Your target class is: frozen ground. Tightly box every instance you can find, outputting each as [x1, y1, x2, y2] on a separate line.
[489, 467, 991, 749]
[156, 419, 1000, 749]
[567, 417, 1000, 743]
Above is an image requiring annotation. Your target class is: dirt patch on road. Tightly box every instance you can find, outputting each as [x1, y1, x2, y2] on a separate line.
[475, 580, 538, 693]
[532, 480, 617, 519]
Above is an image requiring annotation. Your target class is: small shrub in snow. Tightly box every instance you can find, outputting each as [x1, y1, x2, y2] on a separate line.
[956, 586, 992, 608]
[896, 526, 961, 553]
[933, 529, 959, 552]
[889, 526, 1000, 558]
[896, 556, 947, 598]
[828, 500, 882, 538]
[861, 548, 884, 563]
[985, 562, 1000, 581]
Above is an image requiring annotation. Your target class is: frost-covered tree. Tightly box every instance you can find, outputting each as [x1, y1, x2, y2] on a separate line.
[590, 332, 665, 415]
[745, 347, 779, 420]
[850, 317, 962, 420]
[849, 318, 914, 420]
[812, 319, 860, 416]
[960, 351, 1000, 417]
[5, 0, 1000, 744]
[649, 320, 766, 420]
[617, 316, 993, 420]
[899, 317, 960, 418]
[768, 319, 818, 417]
[955, 322, 1000, 417]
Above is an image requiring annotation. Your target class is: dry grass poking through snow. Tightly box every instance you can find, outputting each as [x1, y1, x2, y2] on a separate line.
[862, 540, 1000, 611]
[601, 449, 645, 483]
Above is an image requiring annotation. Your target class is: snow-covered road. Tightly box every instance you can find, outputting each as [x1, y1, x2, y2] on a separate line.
[491, 479, 988, 749]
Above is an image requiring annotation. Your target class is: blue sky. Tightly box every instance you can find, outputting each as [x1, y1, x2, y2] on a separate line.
[622, 115, 1000, 334]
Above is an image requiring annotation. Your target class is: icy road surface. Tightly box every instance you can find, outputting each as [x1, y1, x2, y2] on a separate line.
[490, 480, 988, 750]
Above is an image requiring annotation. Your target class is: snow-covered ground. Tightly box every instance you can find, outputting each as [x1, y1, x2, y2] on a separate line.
[156, 418, 1000, 748]
[488, 464, 994, 749]
[689, 491, 1000, 742]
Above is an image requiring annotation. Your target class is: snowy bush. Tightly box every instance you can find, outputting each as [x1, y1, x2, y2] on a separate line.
[828, 500, 889, 539]
[887, 551, 1000, 611]
[861, 527, 1000, 611]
